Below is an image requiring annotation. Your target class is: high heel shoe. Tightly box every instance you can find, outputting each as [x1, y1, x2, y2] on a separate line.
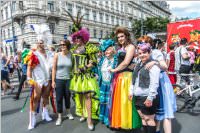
[79, 117, 86, 122]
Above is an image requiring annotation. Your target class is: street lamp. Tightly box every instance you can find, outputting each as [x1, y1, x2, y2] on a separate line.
[10, 1, 16, 54]
[140, 1, 144, 36]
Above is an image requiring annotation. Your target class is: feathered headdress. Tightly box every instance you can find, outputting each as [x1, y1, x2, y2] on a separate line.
[100, 39, 115, 52]
[63, 9, 90, 43]
[29, 23, 52, 45]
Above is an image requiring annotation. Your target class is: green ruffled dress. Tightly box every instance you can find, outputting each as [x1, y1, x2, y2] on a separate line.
[70, 43, 100, 119]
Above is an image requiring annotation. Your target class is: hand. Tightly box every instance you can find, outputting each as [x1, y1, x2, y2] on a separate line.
[145, 61, 157, 70]
[128, 94, 133, 101]
[128, 63, 136, 70]
[27, 77, 35, 86]
[144, 99, 152, 107]
[109, 68, 116, 73]
[87, 63, 93, 68]
[52, 81, 56, 89]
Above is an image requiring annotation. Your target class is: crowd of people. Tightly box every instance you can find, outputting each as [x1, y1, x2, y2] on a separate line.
[1, 19, 200, 133]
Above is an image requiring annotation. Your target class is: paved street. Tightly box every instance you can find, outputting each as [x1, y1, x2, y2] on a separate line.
[1, 73, 200, 133]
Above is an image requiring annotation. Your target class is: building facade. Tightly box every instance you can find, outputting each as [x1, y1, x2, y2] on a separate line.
[0, 1, 171, 56]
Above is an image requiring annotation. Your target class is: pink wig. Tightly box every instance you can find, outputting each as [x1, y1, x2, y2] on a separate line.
[138, 42, 151, 53]
[71, 28, 90, 43]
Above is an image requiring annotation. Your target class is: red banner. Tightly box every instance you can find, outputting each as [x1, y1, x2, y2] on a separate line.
[167, 19, 200, 52]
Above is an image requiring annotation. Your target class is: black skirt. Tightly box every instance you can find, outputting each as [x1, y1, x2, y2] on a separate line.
[135, 95, 159, 115]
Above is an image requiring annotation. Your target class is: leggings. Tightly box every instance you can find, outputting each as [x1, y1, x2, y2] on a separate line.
[55, 79, 71, 113]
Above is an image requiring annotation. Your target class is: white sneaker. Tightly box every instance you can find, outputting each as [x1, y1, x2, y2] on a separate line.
[42, 107, 52, 122]
[55, 117, 62, 126]
[79, 117, 86, 122]
[88, 124, 94, 131]
[66, 113, 74, 120]
[28, 112, 36, 130]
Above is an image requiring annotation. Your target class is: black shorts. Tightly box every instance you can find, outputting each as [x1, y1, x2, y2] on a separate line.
[9, 68, 14, 73]
[135, 96, 159, 115]
[1, 70, 10, 83]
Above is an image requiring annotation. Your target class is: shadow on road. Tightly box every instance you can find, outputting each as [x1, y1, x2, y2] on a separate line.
[172, 118, 181, 133]
[1, 107, 22, 116]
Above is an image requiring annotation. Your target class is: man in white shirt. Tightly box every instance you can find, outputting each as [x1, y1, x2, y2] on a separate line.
[175, 38, 191, 83]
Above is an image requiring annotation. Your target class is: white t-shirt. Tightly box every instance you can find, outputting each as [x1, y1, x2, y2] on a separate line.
[175, 46, 190, 71]
[151, 49, 164, 61]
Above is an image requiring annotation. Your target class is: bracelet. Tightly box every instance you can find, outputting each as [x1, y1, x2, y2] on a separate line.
[27, 77, 32, 81]
[92, 62, 97, 66]
[155, 61, 159, 65]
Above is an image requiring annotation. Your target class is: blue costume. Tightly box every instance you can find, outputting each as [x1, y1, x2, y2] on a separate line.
[151, 49, 177, 120]
[98, 39, 117, 126]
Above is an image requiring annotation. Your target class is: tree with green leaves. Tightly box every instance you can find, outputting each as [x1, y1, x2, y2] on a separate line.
[132, 17, 170, 39]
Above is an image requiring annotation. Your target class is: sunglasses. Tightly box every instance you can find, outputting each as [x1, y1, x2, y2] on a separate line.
[39, 43, 43, 44]
[60, 44, 66, 46]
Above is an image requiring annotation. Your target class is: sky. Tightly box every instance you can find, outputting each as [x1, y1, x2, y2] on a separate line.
[167, 1, 200, 19]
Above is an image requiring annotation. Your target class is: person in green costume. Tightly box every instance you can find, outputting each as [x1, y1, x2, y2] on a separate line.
[66, 10, 99, 131]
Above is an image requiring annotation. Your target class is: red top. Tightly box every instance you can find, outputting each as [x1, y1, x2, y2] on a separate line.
[168, 51, 175, 72]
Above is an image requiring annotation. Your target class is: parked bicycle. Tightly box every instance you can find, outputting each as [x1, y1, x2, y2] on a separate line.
[172, 73, 200, 113]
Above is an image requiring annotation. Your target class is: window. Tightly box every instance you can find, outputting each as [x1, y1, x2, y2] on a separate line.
[99, 1, 102, 6]
[93, 29, 96, 38]
[0, 29, 2, 39]
[49, 23, 55, 34]
[111, 1, 114, 6]
[100, 30, 103, 39]
[48, 1, 54, 11]
[13, 27, 15, 36]
[3, 30, 6, 39]
[99, 12, 103, 22]
[106, 14, 109, 23]
[116, 17, 119, 25]
[10, 46, 13, 53]
[67, 3, 73, 14]
[1, 10, 3, 20]
[93, 10, 96, 21]
[8, 28, 10, 38]
[12, 1, 16, 11]
[121, 19, 124, 25]
[106, 31, 109, 37]
[121, 3, 123, 12]
[19, 1, 23, 10]
[76, 6, 81, 13]
[111, 16, 114, 25]
[92, 1, 97, 5]
[85, 8, 89, 20]
[68, 25, 71, 34]
[5, 7, 8, 19]
[116, 2, 119, 10]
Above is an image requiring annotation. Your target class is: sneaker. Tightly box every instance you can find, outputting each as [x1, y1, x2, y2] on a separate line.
[88, 124, 94, 131]
[79, 117, 86, 122]
[66, 113, 74, 120]
[13, 95, 19, 100]
[42, 107, 52, 122]
[28, 112, 36, 130]
[1, 92, 5, 96]
[55, 117, 62, 126]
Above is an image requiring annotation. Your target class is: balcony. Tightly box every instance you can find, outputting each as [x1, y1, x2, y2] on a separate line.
[12, 9, 24, 19]
[46, 9, 60, 18]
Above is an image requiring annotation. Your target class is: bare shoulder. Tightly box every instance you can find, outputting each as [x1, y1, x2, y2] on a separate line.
[125, 44, 135, 52]
[126, 44, 135, 49]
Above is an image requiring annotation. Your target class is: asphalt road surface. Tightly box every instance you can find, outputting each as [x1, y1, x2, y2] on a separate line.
[1, 73, 200, 133]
